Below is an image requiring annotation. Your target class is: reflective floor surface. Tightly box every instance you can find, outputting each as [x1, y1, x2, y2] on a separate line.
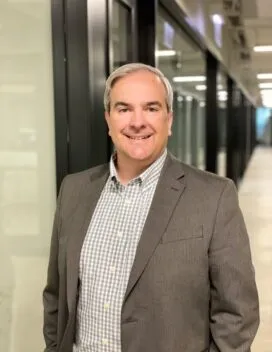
[239, 146, 272, 351]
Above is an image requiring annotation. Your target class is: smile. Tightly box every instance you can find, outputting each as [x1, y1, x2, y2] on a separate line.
[125, 135, 152, 140]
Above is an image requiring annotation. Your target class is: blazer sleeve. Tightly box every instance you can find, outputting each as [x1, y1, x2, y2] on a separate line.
[209, 179, 259, 351]
[42, 178, 66, 351]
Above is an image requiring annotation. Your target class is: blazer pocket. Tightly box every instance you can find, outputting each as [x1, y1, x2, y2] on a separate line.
[161, 225, 203, 244]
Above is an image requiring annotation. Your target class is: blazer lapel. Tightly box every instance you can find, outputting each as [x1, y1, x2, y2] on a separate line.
[124, 155, 186, 301]
[66, 165, 109, 312]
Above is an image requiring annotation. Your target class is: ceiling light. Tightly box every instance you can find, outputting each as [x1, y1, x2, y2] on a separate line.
[259, 83, 272, 89]
[196, 85, 206, 91]
[261, 89, 272, 95]
[186, 96, 193, 102]
[211, 14, 224, 25]
[155, 50, 176, 57]
[173, 76, 206, 83]
[257, 73, 272, 80]
[200, 102, 206, 107]
[262, 98, 272, 104]
[218, 90, 227, 95]
[196, 84, 224, 91]
[254, 46, 272, 52]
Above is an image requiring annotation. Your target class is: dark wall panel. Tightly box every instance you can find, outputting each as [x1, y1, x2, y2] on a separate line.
[205, 51, 218, 173]
[87, 0, 110, 166]
[65, 0, 94, 172]
[51, 0, 69, 192]
[136, 0, 157, 66]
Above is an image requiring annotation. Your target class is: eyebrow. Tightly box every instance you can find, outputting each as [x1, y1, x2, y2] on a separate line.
[145, 101, 163, 107]
[113, 101, 163, 108]
[113, 102, 131, 110]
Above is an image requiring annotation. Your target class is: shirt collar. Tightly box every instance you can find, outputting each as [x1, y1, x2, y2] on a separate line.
[109, 149, 167, 189]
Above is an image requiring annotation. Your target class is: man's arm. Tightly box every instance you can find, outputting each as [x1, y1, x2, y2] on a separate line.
[43, 179, 65, 351]
[209, 180, 259, 351]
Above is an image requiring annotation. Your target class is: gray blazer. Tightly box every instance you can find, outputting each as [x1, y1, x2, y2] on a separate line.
[43, 154, 259, 352]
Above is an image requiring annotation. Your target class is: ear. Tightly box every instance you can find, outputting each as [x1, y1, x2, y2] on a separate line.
[105, 111, 112, 136]
[168, 112, 173, 136]
[105, 111, 109, 123]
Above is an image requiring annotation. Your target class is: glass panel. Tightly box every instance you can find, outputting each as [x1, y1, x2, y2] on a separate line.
[111, 0, 131, 71]
[217, 71, 227, 176]
[156, 8, 206, 168]
[0, 1, 56, 351]
[256, 107, 272, 145]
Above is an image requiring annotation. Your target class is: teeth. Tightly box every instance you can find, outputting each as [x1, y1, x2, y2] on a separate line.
[128, 136, 150, 140]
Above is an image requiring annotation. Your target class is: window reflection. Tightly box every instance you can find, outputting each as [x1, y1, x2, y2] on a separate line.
[217, 71, 228, 176]
[156, 8, 206, 169]
[111, 0, 131, 71]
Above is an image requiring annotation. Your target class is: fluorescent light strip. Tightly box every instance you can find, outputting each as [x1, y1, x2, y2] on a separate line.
[173, 76, 206, 83]
[155, 50, 176, 57]
[211, 14, 224, 25]
[196, 85, 206, 91]
[218, 90, 227, 95]
[196, 84, 224, 91]
[259, 83, 272, 89]
[261, 89, 272, 95]
[257, 73, 272, 80]
[254, 46, 272, 52]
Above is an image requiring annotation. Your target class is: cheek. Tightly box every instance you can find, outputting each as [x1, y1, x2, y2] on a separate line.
[107, 118, 120, 131]
[153, 119, 171, 134]
[108, 120, 127, 137]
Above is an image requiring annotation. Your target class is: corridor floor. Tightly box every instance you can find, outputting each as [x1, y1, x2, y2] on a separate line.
[238, 146, 272, 351]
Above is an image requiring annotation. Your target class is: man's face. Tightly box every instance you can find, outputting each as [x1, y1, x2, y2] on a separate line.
[105, 70, 173, 166]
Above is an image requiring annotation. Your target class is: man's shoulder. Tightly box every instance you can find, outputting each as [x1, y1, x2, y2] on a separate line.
[60, 163, 109, 189]
[169, 155, 234, 192]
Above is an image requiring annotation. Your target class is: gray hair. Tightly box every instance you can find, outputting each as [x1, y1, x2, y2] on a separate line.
[104, 63, 173, 113]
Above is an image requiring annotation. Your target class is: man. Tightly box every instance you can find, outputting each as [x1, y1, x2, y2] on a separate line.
[43, 63, 259, 352]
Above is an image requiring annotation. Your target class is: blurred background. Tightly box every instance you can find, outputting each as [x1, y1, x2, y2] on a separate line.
[0, 0, 271, 351]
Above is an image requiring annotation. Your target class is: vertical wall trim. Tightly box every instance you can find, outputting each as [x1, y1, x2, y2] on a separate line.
[87, 0, 111, 166]
[51, 0, 69, 193]
[136, 0, 157, 65]
[205, 51, 218, 173]
[226, 76, 236, 182]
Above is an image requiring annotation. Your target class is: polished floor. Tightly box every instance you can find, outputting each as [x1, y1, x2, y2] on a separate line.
[238, 146, 272, 351]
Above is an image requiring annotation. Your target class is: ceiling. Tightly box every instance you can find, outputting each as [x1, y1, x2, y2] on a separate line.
[234, 0, 272, 105]
[243, 0, 272, 71]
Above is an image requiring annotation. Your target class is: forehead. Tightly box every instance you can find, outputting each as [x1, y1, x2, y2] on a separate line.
[111, 70, 167, 99]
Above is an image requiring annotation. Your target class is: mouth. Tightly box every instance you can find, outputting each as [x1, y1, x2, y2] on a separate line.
[124, 134, 152, 140]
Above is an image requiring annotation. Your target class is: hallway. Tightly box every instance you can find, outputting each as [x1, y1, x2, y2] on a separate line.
[238, 146, 272, 351]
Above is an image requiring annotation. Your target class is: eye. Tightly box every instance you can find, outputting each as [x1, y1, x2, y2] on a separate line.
[147, 106, 159, 112]
[118, 108, 129, 113]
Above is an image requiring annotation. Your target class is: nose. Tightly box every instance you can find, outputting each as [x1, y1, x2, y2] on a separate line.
[129, 108, 146, 129]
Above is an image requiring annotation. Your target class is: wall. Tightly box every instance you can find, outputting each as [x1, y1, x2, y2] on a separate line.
[0, 1, 56, 351]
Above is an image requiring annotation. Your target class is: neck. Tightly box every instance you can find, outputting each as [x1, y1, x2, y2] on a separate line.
[115, 152, 163, 185]
[116, 159, 150, 185]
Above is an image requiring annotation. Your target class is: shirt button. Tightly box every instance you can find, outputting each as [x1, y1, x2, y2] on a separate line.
[102, 338, 108, 345]
[104, 302, 110, 310]
[110, 266, 116, 273]
[124, 198, 131, 205]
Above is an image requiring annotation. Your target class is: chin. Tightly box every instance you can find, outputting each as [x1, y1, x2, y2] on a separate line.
[127, 152, 155, 163]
